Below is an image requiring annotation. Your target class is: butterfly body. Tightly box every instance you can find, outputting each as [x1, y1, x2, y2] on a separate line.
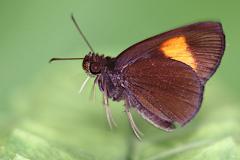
[82, 53, 124, 101]
[51, 20, 225, 139]
[83, 22, 225, 136]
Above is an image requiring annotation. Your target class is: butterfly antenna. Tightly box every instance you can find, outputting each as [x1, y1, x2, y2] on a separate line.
[71, 13, 95, 53]
[49, 57, 84, 63]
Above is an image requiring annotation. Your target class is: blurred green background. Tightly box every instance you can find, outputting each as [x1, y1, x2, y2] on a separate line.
[0, 0, 240, 159]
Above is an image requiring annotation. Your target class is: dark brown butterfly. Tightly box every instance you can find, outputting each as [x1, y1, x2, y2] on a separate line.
[50, 15, 225, 139]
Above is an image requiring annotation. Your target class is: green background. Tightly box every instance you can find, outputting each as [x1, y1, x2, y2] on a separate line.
[0, 0, 240, 159]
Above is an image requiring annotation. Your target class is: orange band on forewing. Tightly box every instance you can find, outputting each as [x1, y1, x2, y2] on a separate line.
[160, 36, 197, 70]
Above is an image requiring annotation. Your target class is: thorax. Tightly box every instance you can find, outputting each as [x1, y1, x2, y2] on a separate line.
[97, 59, 125, 101]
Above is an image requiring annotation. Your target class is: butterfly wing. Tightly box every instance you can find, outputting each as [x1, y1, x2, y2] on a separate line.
[122, 57, 204, 128]
[116, 22, 225, 84]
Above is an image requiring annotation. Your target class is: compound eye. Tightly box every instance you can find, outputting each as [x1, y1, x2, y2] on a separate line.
[90, 62, 101, 74]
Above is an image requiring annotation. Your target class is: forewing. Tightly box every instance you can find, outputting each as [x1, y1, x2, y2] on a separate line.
[123, 57, 204, 126]
[116, 22, 225, 84]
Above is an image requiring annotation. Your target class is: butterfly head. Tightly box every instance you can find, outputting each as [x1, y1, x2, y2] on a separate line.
[82, 52, 106, 76]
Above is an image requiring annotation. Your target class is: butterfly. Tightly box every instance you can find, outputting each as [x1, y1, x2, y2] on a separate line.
[50, 15, 225, 139]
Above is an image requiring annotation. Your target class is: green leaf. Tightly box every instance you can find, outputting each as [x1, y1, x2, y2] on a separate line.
[143, 138, 238, 160]
[1, 129, 77, 160]
[191, 138, 238, 160]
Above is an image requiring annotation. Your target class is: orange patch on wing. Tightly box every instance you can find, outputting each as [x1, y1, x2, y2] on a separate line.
[160, 36, 197, 70]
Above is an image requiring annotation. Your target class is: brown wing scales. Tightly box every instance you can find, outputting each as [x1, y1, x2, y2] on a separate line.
[123, 57, 203, 126]
[115, 22, 224, 130]
[116, 22, 225, 84]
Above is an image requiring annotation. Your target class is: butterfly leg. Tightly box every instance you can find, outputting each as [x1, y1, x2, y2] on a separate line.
[103, 82, 117, 129]
[124, 106, 143, 140]
[90, 76, 99, 100]
[78, 76, 90, 94]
